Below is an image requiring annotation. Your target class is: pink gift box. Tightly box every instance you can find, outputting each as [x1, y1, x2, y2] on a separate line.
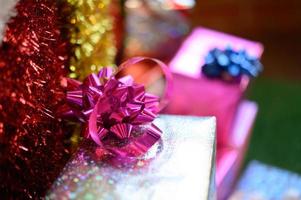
[169, 27, 264, 79]
[216, 101, 258, 200]
[165, 73, 244, 147]
[165, 27, 263, 146]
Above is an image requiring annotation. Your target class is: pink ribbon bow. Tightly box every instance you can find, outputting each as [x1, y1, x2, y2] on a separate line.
[65, 57, 172, 164]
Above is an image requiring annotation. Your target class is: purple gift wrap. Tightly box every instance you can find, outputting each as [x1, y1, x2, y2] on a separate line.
[165, 27, 264, 147]
[47, 115, 216, 200]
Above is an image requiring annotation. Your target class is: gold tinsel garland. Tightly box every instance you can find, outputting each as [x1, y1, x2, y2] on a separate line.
[68, 0, 117, 80]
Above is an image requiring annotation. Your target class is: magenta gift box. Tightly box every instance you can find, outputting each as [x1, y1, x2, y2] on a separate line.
[216, 101, 258, 200]
[165, 27, 263, 147]
[168, 27, 264, 79]
[165, 72, 244, 147]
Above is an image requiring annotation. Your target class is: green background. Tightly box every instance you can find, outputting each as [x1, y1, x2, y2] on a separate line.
[245, 78, 301, 173]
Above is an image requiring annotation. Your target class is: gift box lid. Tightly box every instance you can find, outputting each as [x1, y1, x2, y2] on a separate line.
[47, 115, 216, 200]
[169, 27, 264, 79]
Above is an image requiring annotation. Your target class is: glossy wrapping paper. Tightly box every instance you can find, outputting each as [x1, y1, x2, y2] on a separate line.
[47, 115, 216, 200]
[166, 27, 264, 147]
[230, 161, 301, 199]
[217, 101, 258, 200]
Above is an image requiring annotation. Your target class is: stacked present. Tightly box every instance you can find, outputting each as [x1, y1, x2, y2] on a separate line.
[0, 1, 265, 199]
[229, 161, 301, 199]
[165, 27, 264, 199]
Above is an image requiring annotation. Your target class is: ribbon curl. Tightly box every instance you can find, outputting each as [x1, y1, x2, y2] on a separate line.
[65, 57, 172, 164]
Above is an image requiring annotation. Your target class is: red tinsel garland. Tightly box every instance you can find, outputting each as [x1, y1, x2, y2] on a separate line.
[0, 0, 73, 198]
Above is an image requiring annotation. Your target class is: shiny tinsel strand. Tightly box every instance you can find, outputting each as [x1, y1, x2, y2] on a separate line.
[0, 0, 73, 198]
[67, 0, 117, 80]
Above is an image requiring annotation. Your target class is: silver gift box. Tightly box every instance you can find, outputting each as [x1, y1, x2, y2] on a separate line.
[47, 115, 216, 200]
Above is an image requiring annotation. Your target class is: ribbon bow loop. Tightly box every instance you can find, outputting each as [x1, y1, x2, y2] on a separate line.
[65, 57, 172, 164]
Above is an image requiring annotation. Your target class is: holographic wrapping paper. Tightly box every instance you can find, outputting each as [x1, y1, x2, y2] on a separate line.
[47, 115, 216, 200]
[229, 161, 301, 200]
[67, 0, 117, 80]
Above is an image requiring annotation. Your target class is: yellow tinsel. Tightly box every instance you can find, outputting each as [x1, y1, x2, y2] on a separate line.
[68, 0, 117, 80]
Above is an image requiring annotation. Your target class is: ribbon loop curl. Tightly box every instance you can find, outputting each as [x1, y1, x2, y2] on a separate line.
[66, 57, 172, 164]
